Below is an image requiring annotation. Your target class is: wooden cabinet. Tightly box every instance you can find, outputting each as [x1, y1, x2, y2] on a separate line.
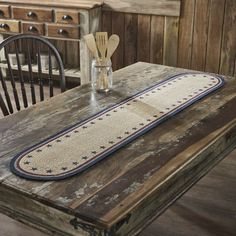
[12, 7, 53, 22]
[0, 2, 102, 85]
[47, 24, 80, 39]
[55, 10, 80, 24]
[0, 19, 20, 33]
[22, 22, 45, 35]
[0, 5, 10, 18]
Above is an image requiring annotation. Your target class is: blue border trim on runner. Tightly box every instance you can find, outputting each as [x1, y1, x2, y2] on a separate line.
[10, 72, 225, 181]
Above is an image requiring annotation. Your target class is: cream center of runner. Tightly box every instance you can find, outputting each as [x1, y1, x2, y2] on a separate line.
[10, 73, 224, 180]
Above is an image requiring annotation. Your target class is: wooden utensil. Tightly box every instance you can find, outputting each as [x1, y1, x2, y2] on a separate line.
[83, 33, 99, 59]
[95, 32, 108, 61]
[96, 32, 109, 89]
[106, 34, 120, 61]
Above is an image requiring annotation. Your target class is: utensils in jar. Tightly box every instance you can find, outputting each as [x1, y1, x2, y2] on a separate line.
[84, 32, 120, 92]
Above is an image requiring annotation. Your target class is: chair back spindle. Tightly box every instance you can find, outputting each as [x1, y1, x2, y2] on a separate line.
[26, 39, 36, 104]
[0, 34, 66, 117]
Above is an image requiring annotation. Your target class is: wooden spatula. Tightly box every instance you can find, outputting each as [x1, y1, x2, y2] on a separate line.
[95, 32, 108, 62]
[106, 34, 120, 62]
[84, 33, 99, 59]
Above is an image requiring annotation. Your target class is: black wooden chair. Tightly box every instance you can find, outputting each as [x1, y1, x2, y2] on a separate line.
[0, 34, 66, 117]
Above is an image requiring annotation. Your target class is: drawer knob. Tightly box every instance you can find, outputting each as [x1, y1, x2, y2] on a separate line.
[0, 10, 4, 17]
[57, 29, 68, 35]
[27, 11, 37, 18]
[28, 26, 38, 33]
[62, 15, 73, 21]
[0, 23, 9, 30]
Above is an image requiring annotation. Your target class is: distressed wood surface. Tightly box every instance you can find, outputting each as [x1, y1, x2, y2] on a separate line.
[1, 62, 236, 235]
[219, 0, 236, 76]
[141, 148, 236, 236]
[99, 0, 236, 78]
[103, 0, 181, 16]
[205, 0, 226, 74]
[177, 0, 195, 69]
[0, 0, 103, 9]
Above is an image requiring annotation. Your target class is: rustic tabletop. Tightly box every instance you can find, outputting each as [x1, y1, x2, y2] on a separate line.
[0, 62, 236, 236]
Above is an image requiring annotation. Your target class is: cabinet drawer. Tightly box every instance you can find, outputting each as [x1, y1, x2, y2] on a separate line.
[55, 10, 80, 25]
[0, 5, 10, 18]
[47, 24, 80, 39]
[22, 22, 45, 35]
[0, 20, 20, 33]
[13, 7, 52, 22]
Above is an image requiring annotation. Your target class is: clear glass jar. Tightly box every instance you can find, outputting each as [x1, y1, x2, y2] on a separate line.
[91, 59, 113, 93]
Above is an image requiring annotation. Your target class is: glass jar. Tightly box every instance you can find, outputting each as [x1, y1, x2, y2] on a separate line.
[91, 59, 113, 93]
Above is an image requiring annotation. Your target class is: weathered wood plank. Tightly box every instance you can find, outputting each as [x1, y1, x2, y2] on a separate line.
[75, 107, 236, 226]
[177, 0, 195, 69]
[102, 10, 112, 37]
[141, 149, 236, 236]
[66, 41, 79, 68]
[124, 13, 138, 66]
[103, 0, 181, 17]
[191, 0, 210, 71]
[137, 14, 151, 62]
[219, 0, 236, 76]
[205, 0, 226, 73]
[150, 15, 164, 64]
[1, 62, 236, 235]
[163, 16, 179, 66]
[111, 12, 125, 70]
[0, 0, 103, 9]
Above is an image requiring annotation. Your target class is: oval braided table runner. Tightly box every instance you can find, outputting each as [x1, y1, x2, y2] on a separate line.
[10, 73, 224, 180]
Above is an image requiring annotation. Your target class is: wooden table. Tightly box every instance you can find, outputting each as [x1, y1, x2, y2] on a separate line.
[0, 62, 236, 236]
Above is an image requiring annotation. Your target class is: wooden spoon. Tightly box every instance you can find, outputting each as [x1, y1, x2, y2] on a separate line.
[95, 32, 108, 62]
[106, 34, 120, 62]
[83, 33, 99, 59]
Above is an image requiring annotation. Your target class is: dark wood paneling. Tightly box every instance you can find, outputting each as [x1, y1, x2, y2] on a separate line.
[163, 16, 179, 66]
[205, 0, 226, 74]
[111, 12, 125, 70]
[101, 0, 236, 76]
[219, 0, 236, 76]
[191, 0, 210, 71]
[137, 14, 151, 62]
[150, 15, 164, 64]
[124, 13, 138, 66]
[177, 0, 195, 69]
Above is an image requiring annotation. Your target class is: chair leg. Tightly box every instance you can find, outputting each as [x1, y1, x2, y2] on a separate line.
[0, 92, 9, 116]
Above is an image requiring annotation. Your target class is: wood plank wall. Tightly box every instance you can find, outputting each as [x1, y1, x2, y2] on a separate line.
[102, 0, 236, 77]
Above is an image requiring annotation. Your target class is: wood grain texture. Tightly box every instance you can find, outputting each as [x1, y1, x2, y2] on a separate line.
[150, 15, 164, 64]
[111, 12, 124, 70]
[163, 16, 179, 66]
[141, 149, 236, 236]
[137, 14, 151, 62]
[22, 22, 45, 35]
[12, 6, 53, 22]
[47, 24, 80, 40]
[0, 19, 19, 33]
[124, 13, 137, 66]
[205, 0, 226, 74]
[103, 0, 181, 16]
[1, 63, 236, 235]
[55, 10, 80, 25]
[219, 0, 236, 76]
[177, 0, 195, 69]
[191, 0, 210, 71]
[102, 10, 112, 36]
[0, 0, 103, 9]
[0, 5, 11, 18]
